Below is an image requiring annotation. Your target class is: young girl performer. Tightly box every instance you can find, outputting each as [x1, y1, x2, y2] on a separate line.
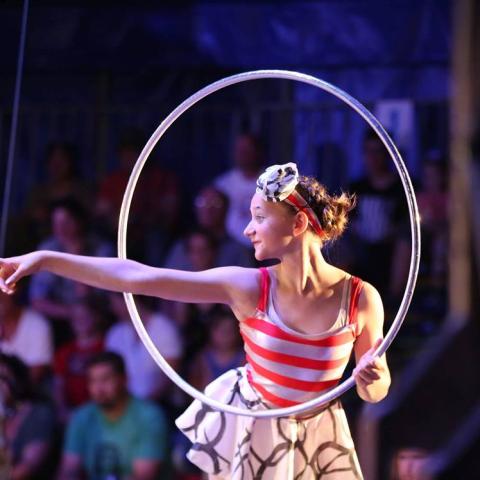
[0, 163, 390, 479]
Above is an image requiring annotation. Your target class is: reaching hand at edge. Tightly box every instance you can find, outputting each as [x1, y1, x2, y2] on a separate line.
[0, 252, 44, 295]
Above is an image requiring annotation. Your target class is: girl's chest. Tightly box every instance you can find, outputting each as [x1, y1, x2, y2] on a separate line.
[272, 295, 344, 335]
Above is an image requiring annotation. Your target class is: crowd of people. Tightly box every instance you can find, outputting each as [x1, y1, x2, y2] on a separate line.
[0, 128, 448, 479]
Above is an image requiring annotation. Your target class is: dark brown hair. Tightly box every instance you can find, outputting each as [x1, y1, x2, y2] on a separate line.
[86, 351, 126, 377]
[294, 176, 356, 242]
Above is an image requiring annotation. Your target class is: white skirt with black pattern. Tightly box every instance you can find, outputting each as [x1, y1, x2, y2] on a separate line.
[175, 367, 364, 479]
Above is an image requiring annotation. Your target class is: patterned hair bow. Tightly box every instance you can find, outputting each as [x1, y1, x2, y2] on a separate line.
[256, 163, 324, 237]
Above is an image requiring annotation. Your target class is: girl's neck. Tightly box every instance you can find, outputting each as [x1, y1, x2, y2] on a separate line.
[275, 240, 335, 295]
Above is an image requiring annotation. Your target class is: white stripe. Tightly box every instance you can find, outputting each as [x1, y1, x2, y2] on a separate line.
[248, 368, 338, 402]
[241, 324, 354, 361]
[245, 346, 348, 382]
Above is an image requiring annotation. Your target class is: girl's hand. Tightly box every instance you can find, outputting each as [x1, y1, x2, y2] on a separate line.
[352, 338, 384, 388]
[0, 251, 45, 295]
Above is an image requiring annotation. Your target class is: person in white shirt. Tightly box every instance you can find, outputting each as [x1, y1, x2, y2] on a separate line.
[105, 293, 182, 402]
[0, 290, 53, 384]
[214, 133, 265, 246]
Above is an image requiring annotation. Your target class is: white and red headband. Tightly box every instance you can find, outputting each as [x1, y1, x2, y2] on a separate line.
[256, 163, 324, 237]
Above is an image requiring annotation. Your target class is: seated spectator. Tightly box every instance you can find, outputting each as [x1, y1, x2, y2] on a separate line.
[165, 185, 253, 270]
[95, 128, 181, 263]
[348, 128, 410, 302]
[189, 308, 244, 391]
[58, 352, 167, 480]
[24, 142, 91, 249]
[390, 447, 433, 480]
[54, 296, 106, 420]
[417, 157, 448, 287]
[171, 231, 222, 363]
[0, 354, 57, 479]
[106, 294, 182, 403]
[29, 197, 113, 345]
[0, 289, 53, 386]
[214, 132, 265, 246]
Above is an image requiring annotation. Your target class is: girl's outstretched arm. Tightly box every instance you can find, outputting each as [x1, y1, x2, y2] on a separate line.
[0, 250, 256, 305]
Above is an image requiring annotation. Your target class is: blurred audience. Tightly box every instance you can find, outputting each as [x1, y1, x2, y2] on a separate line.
[53, 296, 106, 421]
[417, 157, 448, 287]
[0, 290, 53, 386]
[58, 352, 167, 480]
[106, 294, 182, 404]
[24, 142, 91, 249]
[0, 117, 458, 479]
[189, 308, 244, 391]
[95, 128, 181, 264]
[0, 354, 57, 479]
[28, 198, 113, 345]
[348, 129, 410, 303]
[214, 132, 265, 246]
[171, 230, 223, 368]
[165, 185, 253, 270]
[390, 447, 433, 480]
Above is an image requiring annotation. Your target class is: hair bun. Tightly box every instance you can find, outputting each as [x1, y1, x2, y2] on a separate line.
[297, 176, 355, 242]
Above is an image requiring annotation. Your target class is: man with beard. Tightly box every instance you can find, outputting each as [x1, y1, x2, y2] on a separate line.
[58, 352, 167, 480]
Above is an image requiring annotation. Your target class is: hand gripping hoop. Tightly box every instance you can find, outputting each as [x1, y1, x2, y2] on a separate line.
[118, 70, 421, 418]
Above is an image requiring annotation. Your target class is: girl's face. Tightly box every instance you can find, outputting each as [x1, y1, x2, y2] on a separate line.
[243, 193, 297, 261]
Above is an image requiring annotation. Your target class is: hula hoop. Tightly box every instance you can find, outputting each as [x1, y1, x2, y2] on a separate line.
[118, 70, 421, 418]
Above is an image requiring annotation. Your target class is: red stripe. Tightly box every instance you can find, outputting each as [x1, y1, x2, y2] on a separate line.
[257, 267, 270, 312]
[249, 378, 300, 407]
[243, 317, 354, 347]
[246, 354, 340, 392]
[241, 332, 349, 370]
[348, 277, 363, 336]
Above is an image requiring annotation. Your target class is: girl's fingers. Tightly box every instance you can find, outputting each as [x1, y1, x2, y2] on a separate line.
[369, 358, 382, 370]
[355, 374, 368, 387]
[357, 369, 380, 382]
[354, 363, 381, 383]
[0, 263, 19, 294]
[6, 270, 20, 285]
[360, 357, 382, 370]
[0, 283, 15, 295]
[4, 264, 23, 286]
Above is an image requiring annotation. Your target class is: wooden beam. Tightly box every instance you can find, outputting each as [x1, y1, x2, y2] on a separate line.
[449, 0, 474, 322]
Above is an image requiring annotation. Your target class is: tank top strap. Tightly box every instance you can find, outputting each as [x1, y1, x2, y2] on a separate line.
[347, 276, 364, 335]
[257, 267, 270, 312]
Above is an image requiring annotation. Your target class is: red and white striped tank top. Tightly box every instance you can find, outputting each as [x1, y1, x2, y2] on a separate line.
[240, 267, 363, 408]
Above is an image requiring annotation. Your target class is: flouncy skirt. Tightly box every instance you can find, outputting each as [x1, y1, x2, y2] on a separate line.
[175, 367, 363, 479]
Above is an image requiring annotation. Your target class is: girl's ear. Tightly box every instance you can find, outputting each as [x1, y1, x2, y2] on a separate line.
[293, 211, 309, 237]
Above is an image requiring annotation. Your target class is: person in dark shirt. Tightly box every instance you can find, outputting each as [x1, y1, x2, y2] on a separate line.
[348, 129, 410, 303]
[0, 353, 56, 479]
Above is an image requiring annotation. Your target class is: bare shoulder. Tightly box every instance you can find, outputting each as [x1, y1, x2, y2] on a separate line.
[357, 280, 384, 328]
[221, 266, 261, 294]
[358, 281, 383, 309]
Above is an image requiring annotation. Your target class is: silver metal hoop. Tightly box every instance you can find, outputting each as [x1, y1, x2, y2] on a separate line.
[118, 70, 421, 418]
